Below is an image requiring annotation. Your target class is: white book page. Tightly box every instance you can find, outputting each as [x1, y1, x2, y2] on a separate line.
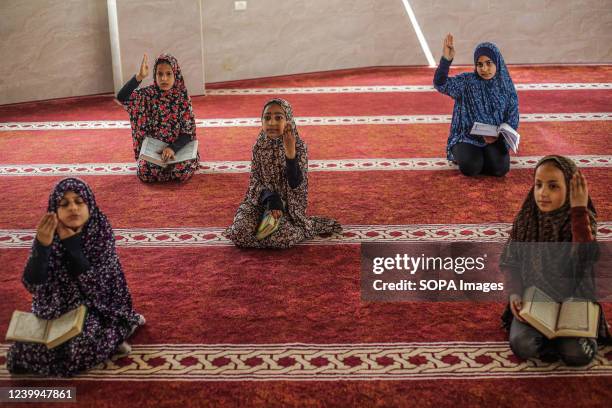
[524, 287, 559, 331]
[470, 122, 499, 137]
[499, 123, 520, 153]
[46, 308, 79, 344]
[140, 137, 167, 160]
[168, 140, 198, 164]
[530, 301, 559, 331]
[139, 137, 197, 165]
[557, 300, 589, 331]
[12, 312, 48, 341]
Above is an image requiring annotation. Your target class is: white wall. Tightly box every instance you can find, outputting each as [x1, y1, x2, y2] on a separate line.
[1, 0, 611, 104]
[410, 0, 612, 65]
[201, 0, 424, 83]
[0, 0, 113, 105]
[112, 0, 206, 96]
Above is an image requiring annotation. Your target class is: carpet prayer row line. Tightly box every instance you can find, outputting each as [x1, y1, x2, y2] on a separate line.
[0, 86, 610, 122]
[0, 170, 610, 228]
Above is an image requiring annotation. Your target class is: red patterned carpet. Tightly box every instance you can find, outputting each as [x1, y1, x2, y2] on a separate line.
[0, 65, 611, 407]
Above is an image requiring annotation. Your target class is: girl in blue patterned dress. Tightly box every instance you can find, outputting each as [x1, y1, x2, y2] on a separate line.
[433, 34, 519, 177]
[7, 178, 145, 377]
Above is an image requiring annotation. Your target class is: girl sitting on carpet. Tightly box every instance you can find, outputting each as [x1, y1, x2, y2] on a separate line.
[7, 178, 145, 377]
[433, 34, 518, 177]
[500, 156, 611, 366]
[224, 98, 341, 248]
[117, 53, 199, 182]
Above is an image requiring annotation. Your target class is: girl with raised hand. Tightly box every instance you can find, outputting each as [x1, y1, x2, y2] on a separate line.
[434, 34, 519, 177]
[7, 178, 145, 377]
[225, 98, 341, 248]
[117, 53, 199, 182]
[500, 156, 611, 366]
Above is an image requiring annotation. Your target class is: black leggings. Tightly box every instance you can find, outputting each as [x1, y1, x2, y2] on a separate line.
[451, 139, 510, 177]
[509, 318, 597, 366]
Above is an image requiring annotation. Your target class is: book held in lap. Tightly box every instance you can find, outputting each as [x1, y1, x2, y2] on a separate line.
[519, 286, 599, 339]
[139, 137, 198, 168]
[5, 305, 87, 349]
[256, 210, 281, 240]
[470, 122, 520, 153]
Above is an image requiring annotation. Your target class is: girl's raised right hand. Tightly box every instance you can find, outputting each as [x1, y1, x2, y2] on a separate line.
[282, 124, 297, 159]
[442, 33, 455, 61]
[36, 213, 58, 247]
[570, 171, 589, 208]
[136, 53, 149, 82]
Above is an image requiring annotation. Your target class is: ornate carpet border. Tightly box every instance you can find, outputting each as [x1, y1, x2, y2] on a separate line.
[205, 83, 612, 95]
[0, 156, 610, 177]
[1, 342, 610, 381]
[1, 223, 611, 248]
[1, 112, 610, 131]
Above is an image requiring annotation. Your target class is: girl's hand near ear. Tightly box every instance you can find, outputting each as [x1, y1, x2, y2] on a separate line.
[136, 53, 149, 82]
[442, 33, 455, 61]
[36, 213, 58, 247]
[570, 171, 589, 208]
[57, 221, 83, 241]
[282, 124, 296, 159]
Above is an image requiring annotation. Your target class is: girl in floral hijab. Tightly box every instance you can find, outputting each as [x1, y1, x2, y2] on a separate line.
[7, 178, 144, 376]
[117, 53, 199, 182]
[225, 98, 341, 248]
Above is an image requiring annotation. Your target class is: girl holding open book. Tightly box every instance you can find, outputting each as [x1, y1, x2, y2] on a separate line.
[500, 156, 611, 366]
[433, 34, 518, 177]
[7, 178, 145, 376]
[117, 53, 199, 182]
[224, 98, 341, 248]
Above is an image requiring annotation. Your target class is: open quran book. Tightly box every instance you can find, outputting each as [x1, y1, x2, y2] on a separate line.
[519, 286, 599, 339]
[5, 305, 87, 349]
[470, 122, 520, 153]
[256, 210, 281, 240]
[139, 137, 198, 168]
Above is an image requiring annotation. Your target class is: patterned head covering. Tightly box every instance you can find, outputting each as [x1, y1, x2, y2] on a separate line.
[474, 45, 496, 66]
[48, 177, 97, 211]
[152, 54, 186, 91]
[262, 98, 295, 121]
[46, 178, 113, 263]
[472, 42, 515, 95]
[26, 178, 138, 326]
[434, 42, 519, 161]
[261, 98, 297, 139]
[122, 54, 196, 159]
[500, 156, 598, 301]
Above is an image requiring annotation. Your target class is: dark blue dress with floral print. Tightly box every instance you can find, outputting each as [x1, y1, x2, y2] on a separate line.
[7, 178, 142, 377]
[433, 42, 519, 161]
